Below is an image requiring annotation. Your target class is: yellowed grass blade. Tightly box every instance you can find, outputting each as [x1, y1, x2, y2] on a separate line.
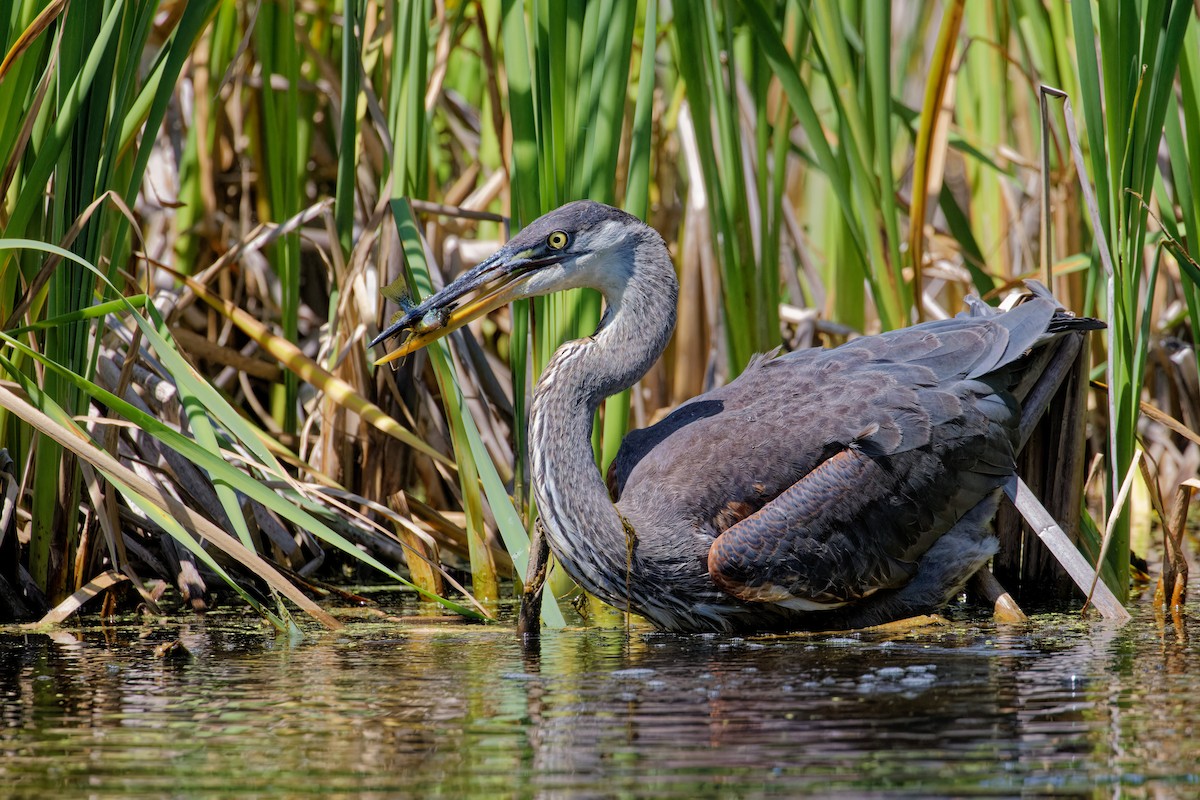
[36, 570, 127, 626]
[165, 268, 453, 469]
[0, 0, 67, 83]
[908, 0, 964, 322]
[1091, 380, 1200, 448]
[0, 383, 342, 629]
[1083, 449, 1143, 614]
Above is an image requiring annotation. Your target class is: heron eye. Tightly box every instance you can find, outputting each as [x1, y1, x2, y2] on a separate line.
[546, 231, 569, 250]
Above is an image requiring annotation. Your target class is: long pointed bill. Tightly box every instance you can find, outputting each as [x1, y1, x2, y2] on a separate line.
[370, 247, 563, 366]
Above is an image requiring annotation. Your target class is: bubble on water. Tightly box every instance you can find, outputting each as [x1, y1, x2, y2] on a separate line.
[899, 674, 936, 688]
[611, 668, 656, 679]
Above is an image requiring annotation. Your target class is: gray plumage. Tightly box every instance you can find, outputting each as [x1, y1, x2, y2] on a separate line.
[374, 200, 1104, 633]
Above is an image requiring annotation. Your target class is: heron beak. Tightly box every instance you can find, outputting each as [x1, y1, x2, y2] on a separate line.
[370, 247, 563, 366]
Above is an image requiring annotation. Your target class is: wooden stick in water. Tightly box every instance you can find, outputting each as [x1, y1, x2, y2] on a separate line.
[1003, 475, 1131, 623]
[518, 520, 551, 642]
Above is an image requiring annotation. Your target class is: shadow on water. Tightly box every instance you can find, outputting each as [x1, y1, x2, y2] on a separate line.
[1, 597, 1198, 798]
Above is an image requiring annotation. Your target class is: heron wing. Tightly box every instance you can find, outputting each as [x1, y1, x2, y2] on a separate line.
[609, 297, 1052, 496]
[611, 302, 1053, 606]
[705, 431, 1009, 609]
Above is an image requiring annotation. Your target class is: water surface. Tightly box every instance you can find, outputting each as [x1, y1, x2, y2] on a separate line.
[2, 596, 1198, 798]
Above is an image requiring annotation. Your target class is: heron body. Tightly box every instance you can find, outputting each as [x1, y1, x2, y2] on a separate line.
[373, 201, 1102, 633]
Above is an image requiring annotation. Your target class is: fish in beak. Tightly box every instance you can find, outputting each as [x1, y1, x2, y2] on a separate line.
[369, 243, 569, 366]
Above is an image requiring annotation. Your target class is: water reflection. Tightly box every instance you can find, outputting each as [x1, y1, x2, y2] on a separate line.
[1, 601, 1197, 798]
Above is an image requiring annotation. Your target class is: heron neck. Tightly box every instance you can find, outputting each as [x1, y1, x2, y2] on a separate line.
[528, 234, 678, 611]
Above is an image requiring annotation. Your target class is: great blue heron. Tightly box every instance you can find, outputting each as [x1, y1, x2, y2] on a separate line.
[372, 201, 1102, 633]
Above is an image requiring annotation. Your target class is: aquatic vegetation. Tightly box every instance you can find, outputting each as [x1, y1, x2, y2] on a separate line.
[0, 1, 1195, 629]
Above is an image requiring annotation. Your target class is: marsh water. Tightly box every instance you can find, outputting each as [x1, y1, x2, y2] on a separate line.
[2, 593, 1199, 799]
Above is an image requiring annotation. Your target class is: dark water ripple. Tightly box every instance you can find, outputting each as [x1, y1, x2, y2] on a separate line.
[1, 600, 1198, 798]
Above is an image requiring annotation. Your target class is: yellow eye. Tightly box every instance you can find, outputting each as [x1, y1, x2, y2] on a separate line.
[547, 230, 569, 250]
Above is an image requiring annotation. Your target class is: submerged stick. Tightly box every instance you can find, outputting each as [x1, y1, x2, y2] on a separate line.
[518, 520, 551, 641]
[1002, 475, 1131, 623]
[1161, 481, 1195, 609]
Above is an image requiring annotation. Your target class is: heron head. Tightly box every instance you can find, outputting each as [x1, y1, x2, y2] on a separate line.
[371, 201, 648, 364]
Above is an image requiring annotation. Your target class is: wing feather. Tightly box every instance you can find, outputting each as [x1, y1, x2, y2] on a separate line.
[610, 309, 1036, 609]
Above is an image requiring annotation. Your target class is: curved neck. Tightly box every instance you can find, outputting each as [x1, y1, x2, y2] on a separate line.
[528, 232, 677, 610]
